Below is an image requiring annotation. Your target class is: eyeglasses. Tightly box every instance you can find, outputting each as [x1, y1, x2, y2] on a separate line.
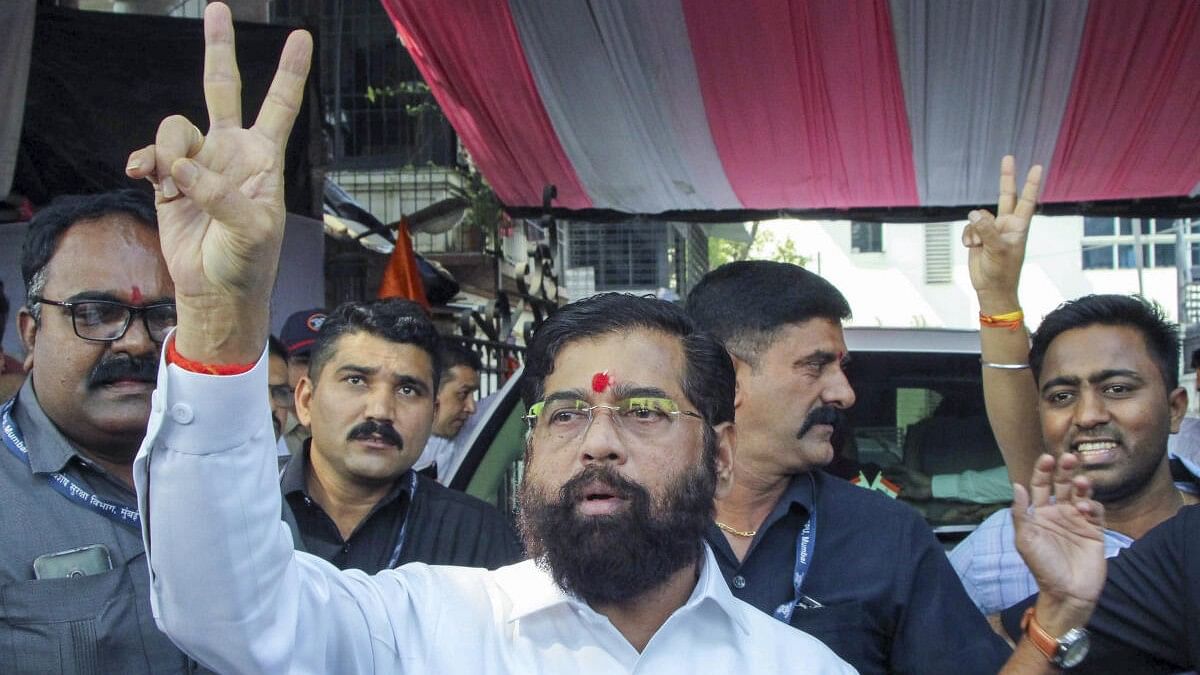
[269, 384, 295, 408]
[524, 396, 704, 448]
[35, 297, 177, 344]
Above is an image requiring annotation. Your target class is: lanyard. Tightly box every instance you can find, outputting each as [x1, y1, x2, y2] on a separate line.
[1, 399, 142, 531]
[385, 470, 419, 569]
[772, 472, 819, 624]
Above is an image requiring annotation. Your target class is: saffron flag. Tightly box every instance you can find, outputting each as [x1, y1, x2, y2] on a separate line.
[378, 216, 429, 309]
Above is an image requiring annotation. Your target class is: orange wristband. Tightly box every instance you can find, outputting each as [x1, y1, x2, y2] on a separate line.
[979, 309, 1024, 331]
[165, 336, 257, 376]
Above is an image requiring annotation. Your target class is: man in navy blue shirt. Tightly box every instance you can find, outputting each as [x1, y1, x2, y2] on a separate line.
[688, 261, 1010, 674]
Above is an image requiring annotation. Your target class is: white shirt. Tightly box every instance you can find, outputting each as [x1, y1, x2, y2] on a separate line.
[133, 350, 854, 675]
[413, 387, 505, 485]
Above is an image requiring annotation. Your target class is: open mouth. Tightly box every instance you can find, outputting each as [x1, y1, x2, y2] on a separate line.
[1072, 440, 1119, 465]
[578, 483, 628, 516]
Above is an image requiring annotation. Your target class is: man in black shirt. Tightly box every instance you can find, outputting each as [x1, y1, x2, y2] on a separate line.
[687, 261, 1010, 674]
[999, 501, 1200, 673]
[281, 299, 521, 572]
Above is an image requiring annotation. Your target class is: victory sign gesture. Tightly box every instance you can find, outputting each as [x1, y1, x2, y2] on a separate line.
[126, 3, 312, 365]
[961, 155, 1043, 309]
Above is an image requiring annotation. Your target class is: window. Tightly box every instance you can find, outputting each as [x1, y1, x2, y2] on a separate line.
[567, 222, 669, 290]
[1081, 245, 1114, 269]
[1084, 217, 1115, 236]
[1081, 218, 1187, 270]
[851, 222, 883, 253]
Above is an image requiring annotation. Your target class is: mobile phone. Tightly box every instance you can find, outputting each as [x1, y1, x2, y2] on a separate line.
[32, 544, 113, 579]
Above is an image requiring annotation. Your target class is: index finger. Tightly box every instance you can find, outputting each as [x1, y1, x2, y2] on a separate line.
[253, 29, 313, 145]
[997, 155, 1017, 216]
[203, 3, 243, 131]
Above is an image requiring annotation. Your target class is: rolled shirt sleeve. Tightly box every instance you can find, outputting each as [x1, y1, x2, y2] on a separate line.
[931, 466, 1014, 504]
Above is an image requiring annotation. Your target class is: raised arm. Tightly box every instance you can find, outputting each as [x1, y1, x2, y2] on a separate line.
[962, 156, 1044, 487]
[128, 6, 400, 672]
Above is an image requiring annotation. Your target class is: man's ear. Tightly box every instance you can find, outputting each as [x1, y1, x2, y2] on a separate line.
[17, 307, 37, 371]
[1168, 386, 1188, 434]
[294, 375, 315, 427]
[711, 421, 736, 499]
[730, 352, 751, 411]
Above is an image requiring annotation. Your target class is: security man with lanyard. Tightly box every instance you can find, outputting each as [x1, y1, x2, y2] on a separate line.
[0, 191, 203, 673]
[687, 260, 1011, 674]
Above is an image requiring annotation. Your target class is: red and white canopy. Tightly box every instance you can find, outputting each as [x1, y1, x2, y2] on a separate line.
[382, 0, 1200, 220]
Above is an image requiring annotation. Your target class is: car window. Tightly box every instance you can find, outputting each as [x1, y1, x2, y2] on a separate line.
[834, 349, 1007, 547]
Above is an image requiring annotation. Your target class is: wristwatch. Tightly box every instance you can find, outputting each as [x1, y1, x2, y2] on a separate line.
[1021, 606, 1090, 668]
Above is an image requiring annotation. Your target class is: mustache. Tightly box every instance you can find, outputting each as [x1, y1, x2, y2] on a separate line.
[88, 354, 158, 388]
[346, 419, 404, 448]
[560, 464, 646, 505]
[798, 405, 844, 439]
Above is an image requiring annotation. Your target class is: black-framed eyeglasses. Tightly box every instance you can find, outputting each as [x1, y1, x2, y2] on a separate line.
[35, 297, 177, 344]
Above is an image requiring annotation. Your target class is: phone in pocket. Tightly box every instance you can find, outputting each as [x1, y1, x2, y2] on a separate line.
[32, 544, 113, 579]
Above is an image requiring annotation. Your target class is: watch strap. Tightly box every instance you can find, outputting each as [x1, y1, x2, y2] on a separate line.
[1021, 606, 1062, 664]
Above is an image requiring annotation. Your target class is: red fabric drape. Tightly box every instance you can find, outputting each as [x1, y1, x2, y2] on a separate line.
[1043, 1, 1200, 202]
[378, 218, 429, 309]
[380, 0, 591, 210]
[681, 0, 918, 209]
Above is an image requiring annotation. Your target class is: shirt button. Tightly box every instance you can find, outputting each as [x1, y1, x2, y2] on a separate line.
[732, 575, 747, 589]
[170, 403, 194, 424]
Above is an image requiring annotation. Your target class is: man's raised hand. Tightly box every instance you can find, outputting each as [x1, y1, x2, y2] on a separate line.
[962, 156, 1043, 309]
[125, 3, 312, 365]
[1012, 453, 1106, 636]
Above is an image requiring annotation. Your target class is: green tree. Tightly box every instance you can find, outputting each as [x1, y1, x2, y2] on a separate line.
[708, 221, 808, 268]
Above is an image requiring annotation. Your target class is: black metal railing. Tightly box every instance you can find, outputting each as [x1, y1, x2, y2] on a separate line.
[443, 335, 525, 399]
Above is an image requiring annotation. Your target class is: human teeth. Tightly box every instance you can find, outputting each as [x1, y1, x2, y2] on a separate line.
[1076, 441, 1116, 452]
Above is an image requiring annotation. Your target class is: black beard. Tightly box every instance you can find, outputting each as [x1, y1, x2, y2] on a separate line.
[518, 445, 716, 606]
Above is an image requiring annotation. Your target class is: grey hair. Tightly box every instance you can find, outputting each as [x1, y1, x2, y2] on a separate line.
[24, 267, 48, 322]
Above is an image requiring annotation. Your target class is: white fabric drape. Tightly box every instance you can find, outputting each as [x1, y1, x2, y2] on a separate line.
[889, 0, 1088, 206]
[507, 0, 737, 213]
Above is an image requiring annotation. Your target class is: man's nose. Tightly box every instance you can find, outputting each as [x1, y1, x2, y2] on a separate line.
[110, 313, 157, 356]
[577, 408, 628, 467]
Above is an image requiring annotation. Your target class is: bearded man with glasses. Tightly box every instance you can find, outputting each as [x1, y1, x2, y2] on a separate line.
[131, 9, 852, 670]
[0, 189, 203, 673]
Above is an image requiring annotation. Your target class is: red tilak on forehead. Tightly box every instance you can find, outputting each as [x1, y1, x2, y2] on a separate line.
[130, 286, 143, 304]
[591, 371, 611, 393]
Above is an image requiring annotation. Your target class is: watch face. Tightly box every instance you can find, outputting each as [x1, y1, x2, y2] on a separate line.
[1057, 629, 1090, 668]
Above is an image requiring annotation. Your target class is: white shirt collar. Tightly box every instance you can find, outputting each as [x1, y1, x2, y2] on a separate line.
[501, 543, 750, 636]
